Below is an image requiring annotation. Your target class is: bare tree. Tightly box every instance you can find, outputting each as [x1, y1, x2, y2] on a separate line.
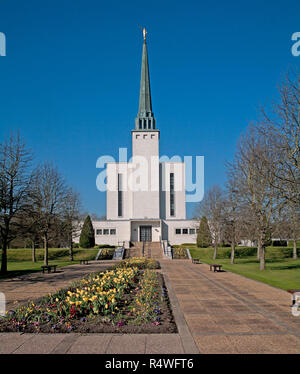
[0, 134, 33, 274]
[259, 70, 300, 206]
[223, 177, 242, 264]
[30, 163, 67, 265]
[197, 185, 226, 260]
[61, 188, 81, 261]
[228, 125, 277, 270]
[273, 202, 300, 259]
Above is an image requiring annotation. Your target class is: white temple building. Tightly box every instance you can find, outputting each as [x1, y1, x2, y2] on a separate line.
[82, 32, 199, 248]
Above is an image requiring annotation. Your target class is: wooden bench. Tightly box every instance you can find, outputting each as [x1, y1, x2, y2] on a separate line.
[41, 265, 57, 274]
[192, 259, 201, 264]
[210, 264, 222, 272]
[80, 259, 89, 265]
[287, 289, 300, 306]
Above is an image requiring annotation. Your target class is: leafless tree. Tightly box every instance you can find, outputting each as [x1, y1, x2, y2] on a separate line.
[223, 177, 243, 264]
[61, 188, 81, 261]
[0, 133, 33, 274]
[30, 163, 67, 265]
[259, 70, 300, 206]
[228, 125, 278, 270]
[273, 202, 300, 259]
[197, 185, 226, 260]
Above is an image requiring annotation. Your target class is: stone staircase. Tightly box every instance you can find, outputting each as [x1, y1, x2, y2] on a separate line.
[125, 242, 143, 258]
[125, 241, 164, 259]
[144, 241, 163, 259]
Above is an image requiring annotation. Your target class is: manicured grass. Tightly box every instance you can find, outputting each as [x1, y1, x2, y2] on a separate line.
[189, 246, 300, 291]
[0, 248, 99, 279]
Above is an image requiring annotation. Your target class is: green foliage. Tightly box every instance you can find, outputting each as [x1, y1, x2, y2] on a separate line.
[79, 216, 95, 248]
[197, 216, 212, 248]
[73, 243, 79, 248]
[288, 240, 300, 247]
[189, 245, 300, 260]
[95, 244, 116, 249]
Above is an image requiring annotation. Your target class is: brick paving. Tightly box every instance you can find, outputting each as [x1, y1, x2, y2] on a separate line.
[1, 259, 300, 353]
[160, 259, 300, 354]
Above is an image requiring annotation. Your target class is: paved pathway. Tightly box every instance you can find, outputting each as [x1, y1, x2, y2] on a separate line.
[0, 260, 120, 311]
[160, 260, 300, 354]
[1, 259, 300, 354]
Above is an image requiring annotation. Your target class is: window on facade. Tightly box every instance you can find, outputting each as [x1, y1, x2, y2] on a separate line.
[103, 229, 109, 235]
[182, 228, 188, 234]
[170, 173, 175, 217]
[96, 229, 102, 235]
[189, 228, 196, 234]
[175, 228, 181, 235]
[139, 119, 142, 129]
[118, 173, 123, 217]
[110, 229, 116, 235]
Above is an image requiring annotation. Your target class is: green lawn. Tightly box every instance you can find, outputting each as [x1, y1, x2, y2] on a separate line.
[189, 246, 300, 291]
[0, 248, 99, 279]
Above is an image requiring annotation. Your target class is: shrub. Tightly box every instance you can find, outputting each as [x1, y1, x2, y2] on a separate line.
[197, 216, 212, 248]
[79, 216, 95, 248]
[272, 240, 287, 247]
[73, 243, 79, 248]
[98, 248, 115, 260]
[172, 247, 189, 259]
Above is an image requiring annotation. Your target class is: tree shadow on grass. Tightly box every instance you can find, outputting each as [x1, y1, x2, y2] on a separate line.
[268, 263, 300, 271]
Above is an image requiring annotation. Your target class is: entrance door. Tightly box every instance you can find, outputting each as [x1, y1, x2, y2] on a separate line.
[139, 226, 152, 242]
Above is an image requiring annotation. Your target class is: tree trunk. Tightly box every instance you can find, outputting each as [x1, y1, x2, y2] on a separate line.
[43, 236, 48, 265]
[293, 239, 298, 260]
[69, 235, 74, 262]
[230, 241, 235, 264]
[259, 245, 265, 271]
[32, 241, 36, 263]
[257, 238, 261, 260]
[213, 243, 217, 260]
[0, 237, 8, 274]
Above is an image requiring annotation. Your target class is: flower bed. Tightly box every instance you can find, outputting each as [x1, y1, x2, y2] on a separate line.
[98, 248, 115, 260]
[0, 258, 176, 333]
[115, 257, 159, 270]
[172, 247, 189, 259]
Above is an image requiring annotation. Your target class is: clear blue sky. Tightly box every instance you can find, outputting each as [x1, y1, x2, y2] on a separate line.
[0, 0, 299, 218]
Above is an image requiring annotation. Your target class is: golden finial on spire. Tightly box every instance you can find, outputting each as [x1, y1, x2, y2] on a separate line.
[139, 26, 148, 42]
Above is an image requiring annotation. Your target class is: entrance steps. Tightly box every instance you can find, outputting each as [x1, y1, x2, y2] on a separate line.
[125, 242, 143, 258]
[125, 242, 163, 259]
[145, 242, 163, 259]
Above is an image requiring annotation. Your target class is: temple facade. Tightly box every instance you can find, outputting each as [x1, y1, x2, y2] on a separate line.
[81, 33, 198, 247]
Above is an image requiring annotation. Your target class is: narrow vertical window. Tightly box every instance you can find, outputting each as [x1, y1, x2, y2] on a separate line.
[170, 173, 175, 216]
[118, 173, 123, 217]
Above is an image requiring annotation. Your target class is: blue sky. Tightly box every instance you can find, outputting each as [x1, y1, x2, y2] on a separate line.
[0, 0, 299, 218]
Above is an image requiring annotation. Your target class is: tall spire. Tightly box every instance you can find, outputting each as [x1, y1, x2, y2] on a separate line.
[135, 28, 156, 130]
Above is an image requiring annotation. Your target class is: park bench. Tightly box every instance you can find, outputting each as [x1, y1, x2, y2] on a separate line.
[41, 265, 57, 274]
[80, 259, 89, 265]
[287, 289, 300, 306]
[192, 259, 201, 264]
[209, 264, 222, 272]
